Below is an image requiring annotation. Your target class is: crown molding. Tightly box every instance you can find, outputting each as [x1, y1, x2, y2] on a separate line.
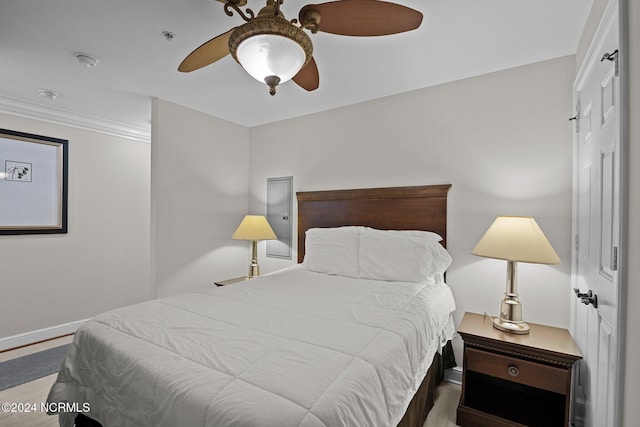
[0, 95, 151, 143]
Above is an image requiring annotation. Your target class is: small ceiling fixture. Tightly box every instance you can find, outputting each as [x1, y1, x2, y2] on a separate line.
[75, 53, 99, 68]
[162, 31, 175, 41]
[38, 89, 58, 100]
[178, 0, 423, 95]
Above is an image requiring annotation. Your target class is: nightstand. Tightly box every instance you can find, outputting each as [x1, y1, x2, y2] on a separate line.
[456, 312, 582, 427]
[214, 276, 250, 287]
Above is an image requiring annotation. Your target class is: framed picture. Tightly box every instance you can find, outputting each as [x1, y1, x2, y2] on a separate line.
[0, 128, 68, 235]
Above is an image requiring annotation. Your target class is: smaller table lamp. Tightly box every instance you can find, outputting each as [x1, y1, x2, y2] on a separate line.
[472, 216, 560, 334]
[232, 215, 277, 278]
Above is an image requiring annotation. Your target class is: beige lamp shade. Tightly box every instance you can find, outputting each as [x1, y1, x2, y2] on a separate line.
[472, 216, 560, 265]
[232, 215, 277, 241]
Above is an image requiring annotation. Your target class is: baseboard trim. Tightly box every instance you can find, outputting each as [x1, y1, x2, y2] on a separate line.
[0, 319, 88, 352]
[444, 366, 462, 385]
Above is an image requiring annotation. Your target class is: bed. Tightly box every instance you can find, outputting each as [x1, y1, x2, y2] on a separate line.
[47, 184, 455, 427]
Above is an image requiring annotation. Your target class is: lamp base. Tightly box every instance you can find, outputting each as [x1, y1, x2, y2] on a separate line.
[248, 263, 260, 278]
[248, 240, 260, 278]
[491, 260, 530, 334]
[492, 316, 530, 334]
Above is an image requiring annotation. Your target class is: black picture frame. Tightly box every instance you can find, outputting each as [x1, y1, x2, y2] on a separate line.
[0, 128, 68, 235]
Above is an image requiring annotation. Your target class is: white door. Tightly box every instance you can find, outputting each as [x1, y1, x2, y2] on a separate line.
[571, 2, 621, 426]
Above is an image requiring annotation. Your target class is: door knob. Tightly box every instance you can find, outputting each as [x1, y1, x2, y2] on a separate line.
[574, 288, 590, 298]
[581, 293, 598, 308]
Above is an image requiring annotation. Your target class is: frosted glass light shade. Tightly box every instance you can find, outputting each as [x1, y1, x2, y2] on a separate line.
[472, 216, 560, 265]
[236, 34, 306, 84]
[232, 215, 277, 241]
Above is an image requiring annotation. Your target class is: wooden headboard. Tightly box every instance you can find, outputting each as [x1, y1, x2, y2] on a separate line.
[296, 184, 451, 263]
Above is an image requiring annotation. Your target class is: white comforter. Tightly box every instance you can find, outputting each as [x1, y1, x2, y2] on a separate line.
[47, 265, 456, 427]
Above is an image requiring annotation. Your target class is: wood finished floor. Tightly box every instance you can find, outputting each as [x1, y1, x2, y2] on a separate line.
[0, 336, 461, 426]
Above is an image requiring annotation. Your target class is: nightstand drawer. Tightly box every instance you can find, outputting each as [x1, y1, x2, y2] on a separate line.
[465, 347, 568, 394]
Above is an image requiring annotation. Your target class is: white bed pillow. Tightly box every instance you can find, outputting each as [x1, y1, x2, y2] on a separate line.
[359, 227, 452, 282]
[384, 229, 443, 242]
[303, 227, 361, 278]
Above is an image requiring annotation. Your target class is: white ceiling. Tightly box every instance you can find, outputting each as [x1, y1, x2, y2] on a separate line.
[0, 0, 591, 130]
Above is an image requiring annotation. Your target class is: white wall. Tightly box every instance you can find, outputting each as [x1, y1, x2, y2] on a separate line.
[151, 99, 252, 297]
[248, 55, 576, 362]
[0, 113, 151, 339]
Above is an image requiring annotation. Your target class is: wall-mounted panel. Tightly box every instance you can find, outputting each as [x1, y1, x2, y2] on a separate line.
[267, 176, 293, 259]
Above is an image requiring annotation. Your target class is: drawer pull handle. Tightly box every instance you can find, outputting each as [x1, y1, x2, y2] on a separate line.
[507, 365, 520, 377]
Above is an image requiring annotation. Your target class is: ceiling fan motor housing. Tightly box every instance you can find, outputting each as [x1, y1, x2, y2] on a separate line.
[229, 16, 313, 65]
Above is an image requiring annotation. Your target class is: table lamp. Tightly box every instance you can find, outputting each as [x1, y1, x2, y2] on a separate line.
[472, 216, 560, 334]
[232, 215, 277, 278]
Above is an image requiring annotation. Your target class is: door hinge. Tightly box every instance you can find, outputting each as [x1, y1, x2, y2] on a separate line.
[601, 49, 619, 77]
[612, 246, 618, 271]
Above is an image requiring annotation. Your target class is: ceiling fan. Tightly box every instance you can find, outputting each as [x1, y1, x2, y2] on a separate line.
[178, 0, 423, 95]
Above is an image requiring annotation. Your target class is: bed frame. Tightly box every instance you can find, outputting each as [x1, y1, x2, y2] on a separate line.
[296, 184, 451, 263]
[297, 183, 452, 427]
[76, 183, 452, 427]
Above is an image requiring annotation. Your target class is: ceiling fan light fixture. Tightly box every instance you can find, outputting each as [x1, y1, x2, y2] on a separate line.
[237, 34, 305, 88]
[179, 0, 424, 95]
[230, 15, 312, 95]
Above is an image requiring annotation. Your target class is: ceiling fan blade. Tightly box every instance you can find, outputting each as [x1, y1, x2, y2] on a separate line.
[293, 57, 319, 91]
[299, 0, 423, 36]
[178, 28, 235, 72]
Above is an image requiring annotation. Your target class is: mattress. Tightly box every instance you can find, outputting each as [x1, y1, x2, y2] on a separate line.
[47, 265, 456, 427]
